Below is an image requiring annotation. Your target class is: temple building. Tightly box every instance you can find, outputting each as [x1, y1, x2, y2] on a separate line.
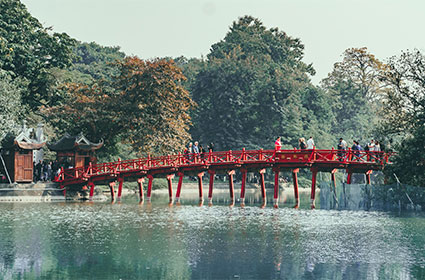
[48, 133, 103, 168]
[0, 123, 46, 183]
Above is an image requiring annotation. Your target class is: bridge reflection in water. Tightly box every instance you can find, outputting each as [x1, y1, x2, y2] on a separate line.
[58, 149, 392, 209]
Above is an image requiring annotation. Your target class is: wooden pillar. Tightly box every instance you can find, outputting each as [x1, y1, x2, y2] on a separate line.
[273, 168, 280, 208]
[365, 170, 372, 185]
[346, 172, 352, 184]
[137, 177, 145, 201]
[310, 169, 318, 209]
[167, 174, 174, 203]
[117, 177, 124, 201]
[197, 172, 204, 202]
[259, 169, 266, 206]
[292, 168, 299, 208]
[89, 181, 95, 201]
[175, 172, 184, 203]
[147, 175, 154, 201]
[208, 170, 215, 205]
[240, 168, 247, 206]
[331, 169, 337, 192]
[228, 170, 235, 206]
[109, 181, 116, 201]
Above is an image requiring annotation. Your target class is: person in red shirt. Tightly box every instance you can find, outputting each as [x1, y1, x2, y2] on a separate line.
[275, 137, 282, 151]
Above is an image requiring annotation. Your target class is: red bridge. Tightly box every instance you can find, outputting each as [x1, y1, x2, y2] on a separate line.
[57, 148, 392, 208]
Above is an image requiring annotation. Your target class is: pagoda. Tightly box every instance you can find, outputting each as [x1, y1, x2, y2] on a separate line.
[48, 133, 103, 168]
[0, 123, 46, 183]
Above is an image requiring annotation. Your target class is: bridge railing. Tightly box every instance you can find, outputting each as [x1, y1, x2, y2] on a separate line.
[57, 148, 393, 183]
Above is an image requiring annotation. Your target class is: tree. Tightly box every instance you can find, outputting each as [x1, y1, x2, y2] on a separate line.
[0, 70, 25, 140]
[190, 16, 330, 151]
[45, 57, 195, 157]
[321, 48, 388, 142]
[380, 50, 425, 187]
[0, 0, 76, 111]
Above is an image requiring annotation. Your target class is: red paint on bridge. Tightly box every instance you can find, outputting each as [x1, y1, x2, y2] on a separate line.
[57, 148, 392, 208]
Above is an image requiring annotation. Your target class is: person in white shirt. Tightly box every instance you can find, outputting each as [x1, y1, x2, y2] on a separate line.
[306, 136, 315, 149]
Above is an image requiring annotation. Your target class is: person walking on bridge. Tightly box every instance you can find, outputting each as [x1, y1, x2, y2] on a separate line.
[337, 138, 347, 161]
[306, 136, 315, 149]
[275, 137, 282, 151]
[299, 138, 307, 150]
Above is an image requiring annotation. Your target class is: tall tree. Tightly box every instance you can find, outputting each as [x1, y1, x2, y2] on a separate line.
[191, 16, 330, 150]
[45, 57, 195, 157]
[0, 70, 25, 140]
[380, 50, 425, 187]
[321, 47, 388, 142]
[0, 0, 75, 111]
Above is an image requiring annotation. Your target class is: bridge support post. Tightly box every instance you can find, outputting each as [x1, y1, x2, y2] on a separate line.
[365, 170, 372, 185]
[228, 170, 235, 206]
[175, 172, 184, 204]
[259, 169, 266, 207]
[167, 174, 174, 204]
[117, 177, 124, 201]
[292, 168, 300, 209]
[346, 172, 352, 184]
[208, 170, 215, 205]
[310, 169, 318, 209]
[147, 175, 154, 201]
[197, 172, 204, 204]
[109, 181, 116, 201]
[240, 168, 247, 206]
[273, 168, 280, 208]
[89, 182, 95, 201]
[137, 178, 145, 202]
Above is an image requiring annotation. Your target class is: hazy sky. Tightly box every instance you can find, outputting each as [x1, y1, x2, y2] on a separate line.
[22, 0, 425, 84]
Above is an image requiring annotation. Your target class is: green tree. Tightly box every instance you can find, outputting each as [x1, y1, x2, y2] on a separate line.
[190, 16, 330, 150]
[0, 70, 25, 140]
[321, 47, 387, 143]
[0, 0, 75, 111]
[380, 50, 425, 187]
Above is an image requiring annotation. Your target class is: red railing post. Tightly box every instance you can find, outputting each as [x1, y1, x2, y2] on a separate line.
[259, 149, 263, 161]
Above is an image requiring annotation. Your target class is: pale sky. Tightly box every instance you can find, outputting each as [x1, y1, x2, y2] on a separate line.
[22, 0, 425, 84]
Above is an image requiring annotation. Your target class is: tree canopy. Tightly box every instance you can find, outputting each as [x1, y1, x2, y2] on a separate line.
[0, 0, 75, 111]
[190, 16, 331, 150]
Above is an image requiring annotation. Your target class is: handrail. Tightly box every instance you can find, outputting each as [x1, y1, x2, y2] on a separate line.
[57, 149, 393, 183]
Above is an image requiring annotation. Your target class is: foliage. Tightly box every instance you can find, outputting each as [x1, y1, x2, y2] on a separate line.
[190, 16, 332, 151]
[320, 47, 388, 144]
[385, 126, 425, 188]
[380, 50, 425, 187]
[0, 0, 76, 111]
[0, 70, 25, 140]
[45, 57, 195, 157]
[380, 50, 425, 134]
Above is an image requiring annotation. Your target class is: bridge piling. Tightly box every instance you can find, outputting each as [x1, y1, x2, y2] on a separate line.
[208, 170, 215, 205]
[346, 172, 352, 184]
[147, 175, 154, 201]
[292, 168, 299, 208]
[197, 172, 204, 203]
[137, 178, 145, 202]
[228, 170, 235, 206]
[259, 169, 266, 207]
[109, 181, 116, 201]
[240, 169, 247, 206]
[117, 178, 124, 201]
[175, 172, 184, 204]
[88, 182, 95, 201]
[273, 168, 280, 208]
[167, 174, 174, 204]
[365, 170, 372, 185]
[310, 169, 318, 209]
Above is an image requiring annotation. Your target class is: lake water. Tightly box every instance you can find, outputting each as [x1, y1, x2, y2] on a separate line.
[0, 190, 424, 279]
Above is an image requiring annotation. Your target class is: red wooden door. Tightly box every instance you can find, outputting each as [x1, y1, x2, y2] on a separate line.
[15, 153, 33, 182]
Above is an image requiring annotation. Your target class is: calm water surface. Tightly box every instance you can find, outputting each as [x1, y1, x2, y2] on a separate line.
[0, 191, 424, 279]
